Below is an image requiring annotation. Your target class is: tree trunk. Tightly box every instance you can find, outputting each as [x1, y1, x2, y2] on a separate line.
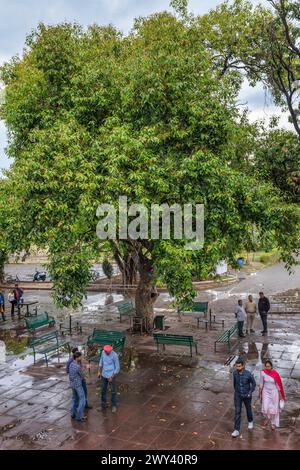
[134, 255, 156, 331]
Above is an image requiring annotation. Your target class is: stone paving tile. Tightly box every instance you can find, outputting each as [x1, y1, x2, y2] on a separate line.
[129, 424, 164, 446]
[0, 399, 22, 413]
[150, 430, 186, 449]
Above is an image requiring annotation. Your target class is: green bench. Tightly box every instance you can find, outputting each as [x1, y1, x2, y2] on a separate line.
[178, 301, 209, 329]
[214, 323, 238, 352]
[117, 300, 136, 322]
[153, 333, 198, 357]
[25, 312, 55, 333]
[29, 331, 70, 366]
[87, 329, 126, 363]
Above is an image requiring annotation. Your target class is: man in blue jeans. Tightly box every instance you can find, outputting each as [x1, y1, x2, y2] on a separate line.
[66, 347, 92, 409]
[98, 344, 120, 413]
[69, 351, 87, 422]
[232, 358, 256, 437]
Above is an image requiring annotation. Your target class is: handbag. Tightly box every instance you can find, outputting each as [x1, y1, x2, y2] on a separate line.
[279, 399, 285, 410]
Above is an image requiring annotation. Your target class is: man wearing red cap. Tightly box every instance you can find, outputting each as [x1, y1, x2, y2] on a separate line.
[98, 344, 120, 412]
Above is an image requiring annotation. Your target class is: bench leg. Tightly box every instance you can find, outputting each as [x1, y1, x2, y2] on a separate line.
[190, 344, 192, 357]
[197, 318, 200, 329]
[205, 322, 208, 331]
[45, 354, 48, 367]
[195, 344, 198, 355]
[214, 342, 217, 353]
[222, 320, 225, 329]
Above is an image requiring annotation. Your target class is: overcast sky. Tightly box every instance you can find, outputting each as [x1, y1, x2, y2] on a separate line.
[0, 0, 294, 173]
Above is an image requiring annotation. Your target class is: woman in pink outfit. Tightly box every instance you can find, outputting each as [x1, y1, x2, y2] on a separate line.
[259, 360, 286, 430]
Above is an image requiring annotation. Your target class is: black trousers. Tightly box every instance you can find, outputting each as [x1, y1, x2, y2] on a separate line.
[238, 321, 244, 336]
[260, 313, 268, 332]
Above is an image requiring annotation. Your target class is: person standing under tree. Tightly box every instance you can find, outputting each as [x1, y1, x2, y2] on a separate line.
[66, 347, 92, 410]
[258, 291, 270, 336]
[98, 345, 120, 413]
[69, 351, 87, 422]
[245, 294, 257, 334]
[0, 290, 5, 321]
[235, 300, 246, 338]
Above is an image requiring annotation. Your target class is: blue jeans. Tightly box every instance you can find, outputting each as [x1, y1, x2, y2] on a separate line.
[101, 376, 117, 407]
[82, 379, 88, 406]
[70, 385, 86, 421]
[234, 393, 253, 431]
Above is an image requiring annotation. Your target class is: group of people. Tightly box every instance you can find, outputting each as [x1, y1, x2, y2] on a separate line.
[231, 358, 286, 437]
[235, 291, 270, 338]
[66, 345, 120, 422]
[0, 284, 24, 321]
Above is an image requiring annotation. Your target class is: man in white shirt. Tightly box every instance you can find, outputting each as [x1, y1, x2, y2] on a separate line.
[235, 300, 246, 338]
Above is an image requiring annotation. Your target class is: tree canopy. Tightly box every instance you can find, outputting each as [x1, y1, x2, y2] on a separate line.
[0, 5, 299, 318]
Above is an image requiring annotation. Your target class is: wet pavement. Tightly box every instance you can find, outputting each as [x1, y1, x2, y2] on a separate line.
[0, 262, 300, 450]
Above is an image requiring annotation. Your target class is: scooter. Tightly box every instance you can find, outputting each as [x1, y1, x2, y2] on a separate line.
[33, 270, 47, 282]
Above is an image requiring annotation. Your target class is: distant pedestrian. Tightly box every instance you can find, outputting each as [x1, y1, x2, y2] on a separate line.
[258, 292, 270, 336]
[235, 300, 246, 338]
[259, 360, 285, 430]
[245, 294, 257, 334]
[231, 358, 256, 438]
[0, 290, 5, 321]
[69, 351, 87, 422]
[66, 347, 92, 410]
[10, 284, 24, 316]
[98, 345, 120, 412]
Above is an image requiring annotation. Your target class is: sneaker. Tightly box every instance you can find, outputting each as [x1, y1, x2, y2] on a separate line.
[250, 329, 255, 333]
[71, 415, 76, 419]
[248, 421, 254, 430]
[112, 406, 117, 413]
[231, 430, 240, 438]
[75, 417, 87, 422]
[246, 330, 248, 334]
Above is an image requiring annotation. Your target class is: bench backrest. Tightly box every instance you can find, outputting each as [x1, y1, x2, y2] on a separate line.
[30, 331, 58, 347]
[192, 301, 208, 313]
[91, 329, 126, 341]
[153, 333, 194, 343]
[117, 301, 135, 314]
[25, 312, 50, 328]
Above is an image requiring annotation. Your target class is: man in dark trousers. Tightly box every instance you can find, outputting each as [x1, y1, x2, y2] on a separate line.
[11, 284, 24, 316]
[231, 358, 256, 437]
[258, 291, 270, 336]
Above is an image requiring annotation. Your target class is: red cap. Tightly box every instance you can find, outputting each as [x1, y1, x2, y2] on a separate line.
[103, 345, 113, 353]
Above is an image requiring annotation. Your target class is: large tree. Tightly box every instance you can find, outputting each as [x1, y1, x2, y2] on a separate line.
[0, 13, 299, 324]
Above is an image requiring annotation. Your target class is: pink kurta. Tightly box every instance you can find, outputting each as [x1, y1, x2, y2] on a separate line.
[260, 370, 281, 427]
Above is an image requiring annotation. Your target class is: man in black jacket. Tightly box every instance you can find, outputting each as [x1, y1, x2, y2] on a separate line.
[258, 291, 270, 336]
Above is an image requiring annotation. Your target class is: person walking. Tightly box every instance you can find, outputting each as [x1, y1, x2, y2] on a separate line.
[245, 294, 257, 334]
[0, 290, 5, 321]
[235, 300, 246, 338]
[258, 292, 270, 336]
[231, 358, 256, 437]
[69, 351, 87, 422]
[66, 347, 92, 410]
[98, 345, 120, 412]
[259, 360, 285, 430]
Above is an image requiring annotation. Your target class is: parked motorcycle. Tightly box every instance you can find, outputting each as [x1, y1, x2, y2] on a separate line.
[33, 269, 47, 282]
